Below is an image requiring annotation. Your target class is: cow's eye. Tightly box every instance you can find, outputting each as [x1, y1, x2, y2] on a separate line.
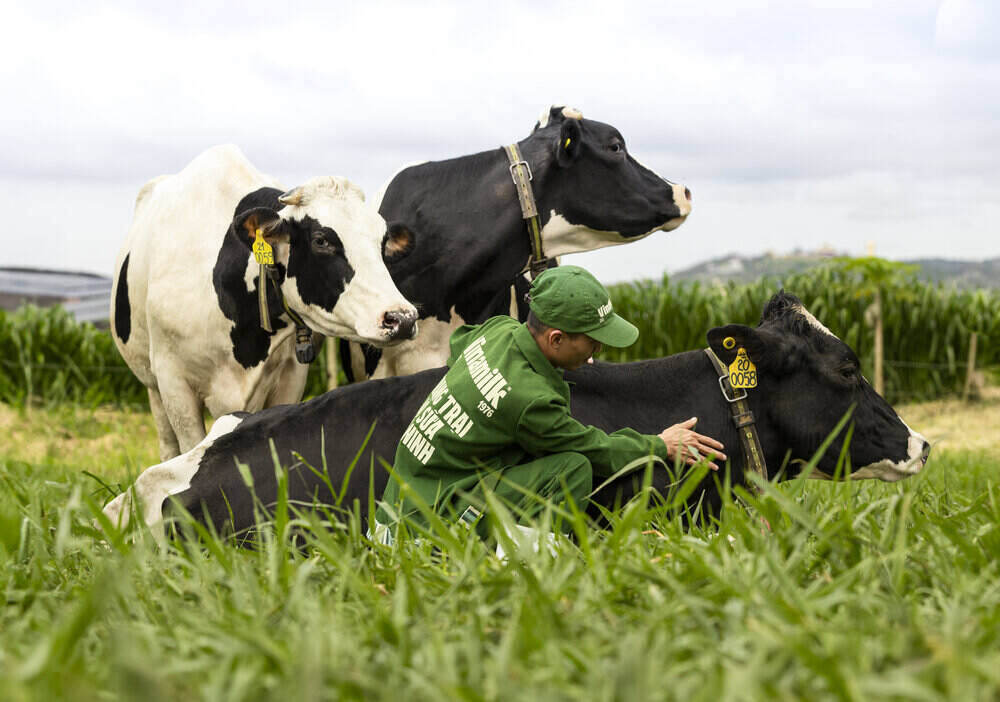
[311, 233, 334, 251]
[609, 143, 623, 153]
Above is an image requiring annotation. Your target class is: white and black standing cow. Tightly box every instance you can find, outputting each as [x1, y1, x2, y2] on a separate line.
[341, 105, 693, 381]
[111, 145, 418, 461]
[105, 293, 930, 538]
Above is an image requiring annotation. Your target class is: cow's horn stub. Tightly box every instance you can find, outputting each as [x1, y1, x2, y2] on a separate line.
[536, 105, 584, 130]
[278, 186, 306, 207]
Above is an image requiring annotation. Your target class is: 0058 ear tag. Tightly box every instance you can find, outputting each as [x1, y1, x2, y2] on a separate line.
[253, 228, 274, 265]
[728, 348, 757, 389]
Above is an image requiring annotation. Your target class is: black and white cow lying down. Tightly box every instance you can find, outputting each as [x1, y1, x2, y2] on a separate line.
[112, 145, 418, 462]
[343, 105, 693, 381]
[104, 293, 930, 538]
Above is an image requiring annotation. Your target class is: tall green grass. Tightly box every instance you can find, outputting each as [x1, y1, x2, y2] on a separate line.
[0, 305, 145, 407]
[0, 305, 337, 409]
[4, 268, 998, 408]
[2, 442, 998, 700]
[607, 267, 1000, 403]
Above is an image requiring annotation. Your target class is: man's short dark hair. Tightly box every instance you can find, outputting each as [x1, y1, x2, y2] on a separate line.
[526, 310, 551, 336]
[526, 311, 585, 340]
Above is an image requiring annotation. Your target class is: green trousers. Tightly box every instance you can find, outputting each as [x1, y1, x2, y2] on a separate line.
[454, 451, 593, 531]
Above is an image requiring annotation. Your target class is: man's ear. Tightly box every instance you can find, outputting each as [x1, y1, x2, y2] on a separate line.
[383, 222, 415, 260]
[232, 207, 284, 248]
[707, 324, 767, 366]
[556, 118, 582, 167]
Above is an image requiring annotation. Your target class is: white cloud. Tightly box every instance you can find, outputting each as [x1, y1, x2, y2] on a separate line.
[1, 0, 997, 279]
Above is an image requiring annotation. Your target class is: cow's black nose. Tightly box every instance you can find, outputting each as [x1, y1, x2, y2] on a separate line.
[684, 187, 692, 201]
[382, 310, 418, 340]
[920, 440, 931, 465]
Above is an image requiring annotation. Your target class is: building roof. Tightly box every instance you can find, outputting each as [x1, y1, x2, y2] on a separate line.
[0, 267, 112, 298]
[0, 267, 112, 324]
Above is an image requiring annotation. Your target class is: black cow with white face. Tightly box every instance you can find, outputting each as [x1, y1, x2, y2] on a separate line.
[104, 293, 929, 538]
[343, 105, 693, 380]
[111, 145, 417, 462]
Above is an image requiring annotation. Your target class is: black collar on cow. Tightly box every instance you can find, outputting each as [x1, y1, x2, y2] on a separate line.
[503, 144, 549, 280]
[704, 348, 768, 494]
[258, 264, 316, 364]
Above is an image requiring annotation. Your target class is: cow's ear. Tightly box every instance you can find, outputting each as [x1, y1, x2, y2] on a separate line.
[707, 324, 769, 367]
[383, 222, 415, 260]
[232, 207, 284, 248]
[556, 118, 582, 167]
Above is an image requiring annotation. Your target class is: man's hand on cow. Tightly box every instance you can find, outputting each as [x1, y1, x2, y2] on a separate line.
[658, 417, 727, 471]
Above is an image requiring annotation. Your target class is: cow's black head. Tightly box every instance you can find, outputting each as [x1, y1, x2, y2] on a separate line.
[529, 105, 692, 257]
[229, 178, 418, 346]
[707, 292, 930, 481]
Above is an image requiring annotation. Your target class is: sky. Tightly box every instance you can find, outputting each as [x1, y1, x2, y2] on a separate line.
[1, 0, 997, 283]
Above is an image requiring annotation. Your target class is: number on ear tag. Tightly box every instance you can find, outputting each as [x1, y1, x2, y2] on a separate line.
[728, 348, 757, 389]
[253, 229, 274, 265]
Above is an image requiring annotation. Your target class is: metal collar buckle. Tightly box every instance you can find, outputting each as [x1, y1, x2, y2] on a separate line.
[718, 375, 748, 403]
[509, 160, 533, 184]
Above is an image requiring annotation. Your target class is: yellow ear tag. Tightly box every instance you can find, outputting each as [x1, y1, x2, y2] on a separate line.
[728, 347, 757, 389]
[564, 137, 572, 148]
[252, 228, 274, 265]
[723, 336, 736, 350]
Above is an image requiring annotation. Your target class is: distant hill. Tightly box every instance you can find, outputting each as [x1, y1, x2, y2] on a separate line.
[670, 251, 1000, 289]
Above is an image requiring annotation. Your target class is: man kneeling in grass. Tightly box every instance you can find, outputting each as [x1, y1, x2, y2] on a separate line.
[375, 266, 726, 545]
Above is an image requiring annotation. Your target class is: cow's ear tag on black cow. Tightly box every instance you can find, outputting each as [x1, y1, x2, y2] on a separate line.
[723, 336, 736, 350]
[253, 228, 274, 265]
[728, 348, 757, 389]
[564, 137, 572, 149]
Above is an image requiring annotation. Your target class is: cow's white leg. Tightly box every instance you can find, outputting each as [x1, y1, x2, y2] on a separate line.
[264, 357, 310, 407]
[156, 371, 207, 454]
[148, 386, 181, 461]
[346, 341, 369, 383]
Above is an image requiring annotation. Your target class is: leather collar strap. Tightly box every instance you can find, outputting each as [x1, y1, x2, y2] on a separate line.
[503, 143, 549, 279]
[704, 348, 768, 494]
[258, 265, 316, 364]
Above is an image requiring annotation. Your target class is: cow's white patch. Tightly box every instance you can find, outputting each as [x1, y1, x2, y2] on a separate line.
[371, 307, 467, 379]
[134, 175, 168, 211]
[541, 210, 687, 258]
[669, 183, 692, 218]
[792, 304, 838, 338]
[850, 420, 929, 481]
[102, 414, 244, 538]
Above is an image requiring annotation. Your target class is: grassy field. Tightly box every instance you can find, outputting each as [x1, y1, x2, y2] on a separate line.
[1, 398, 999, 701]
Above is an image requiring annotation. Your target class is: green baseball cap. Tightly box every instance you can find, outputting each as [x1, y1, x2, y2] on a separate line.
[528, 266, 639, 348]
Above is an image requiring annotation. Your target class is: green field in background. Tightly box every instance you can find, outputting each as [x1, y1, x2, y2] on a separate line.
[3, 265, 999, 408]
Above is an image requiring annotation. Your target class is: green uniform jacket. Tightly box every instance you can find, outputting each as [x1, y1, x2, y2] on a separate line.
[377, 316, 668, 524]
